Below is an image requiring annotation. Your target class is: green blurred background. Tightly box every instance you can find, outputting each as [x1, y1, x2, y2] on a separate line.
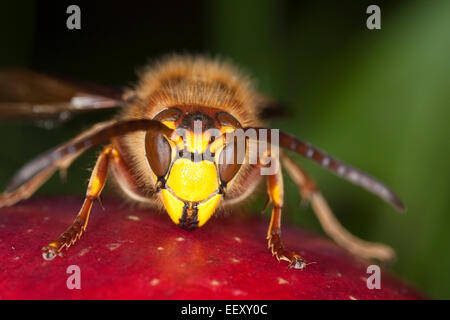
[1, 0, 449, 298]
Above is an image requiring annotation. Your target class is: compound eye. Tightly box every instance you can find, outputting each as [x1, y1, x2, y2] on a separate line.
[216, 112, 242, 129]
[153, 107, 182, 122]
[218, 141, 244, 184]
[145, 130, 172, 178]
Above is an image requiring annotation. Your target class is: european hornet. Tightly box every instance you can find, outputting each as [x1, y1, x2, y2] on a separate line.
[0, 55, 404, 267]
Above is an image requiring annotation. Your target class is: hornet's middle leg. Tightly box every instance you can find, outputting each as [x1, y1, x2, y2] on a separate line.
[281, 152, 395, 262]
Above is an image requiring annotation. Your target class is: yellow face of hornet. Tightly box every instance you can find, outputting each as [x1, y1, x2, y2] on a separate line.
[161, 158, 222, 229]
[145, 108, 242, 230]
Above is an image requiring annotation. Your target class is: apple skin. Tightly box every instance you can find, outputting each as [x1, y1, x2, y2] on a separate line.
[0, 197, 424, 300]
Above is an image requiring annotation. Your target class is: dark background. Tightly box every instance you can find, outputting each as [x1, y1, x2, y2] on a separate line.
[1, 0, 449, 298]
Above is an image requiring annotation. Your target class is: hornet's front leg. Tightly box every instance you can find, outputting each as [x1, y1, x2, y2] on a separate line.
[265, 157, 306, 270]
[42, 145, 117, 260]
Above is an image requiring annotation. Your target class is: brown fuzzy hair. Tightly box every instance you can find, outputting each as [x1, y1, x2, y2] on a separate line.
[111, 55, 266, 209]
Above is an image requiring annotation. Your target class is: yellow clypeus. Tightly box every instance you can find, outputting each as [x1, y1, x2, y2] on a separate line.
[166, 158, 218, 202]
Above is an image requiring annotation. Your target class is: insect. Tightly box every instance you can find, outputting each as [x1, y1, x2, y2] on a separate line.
[0, 55, 404, 268]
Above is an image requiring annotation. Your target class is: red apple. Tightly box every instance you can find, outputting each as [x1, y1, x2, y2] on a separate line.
[0, 197, 424, 299]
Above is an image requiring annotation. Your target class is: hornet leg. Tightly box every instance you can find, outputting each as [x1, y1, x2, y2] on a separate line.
[42, 145, 118, 260]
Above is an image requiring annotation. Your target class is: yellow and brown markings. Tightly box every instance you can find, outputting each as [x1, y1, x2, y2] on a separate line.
[0, 55, 404, 266]
[149, 106, 244, 230]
